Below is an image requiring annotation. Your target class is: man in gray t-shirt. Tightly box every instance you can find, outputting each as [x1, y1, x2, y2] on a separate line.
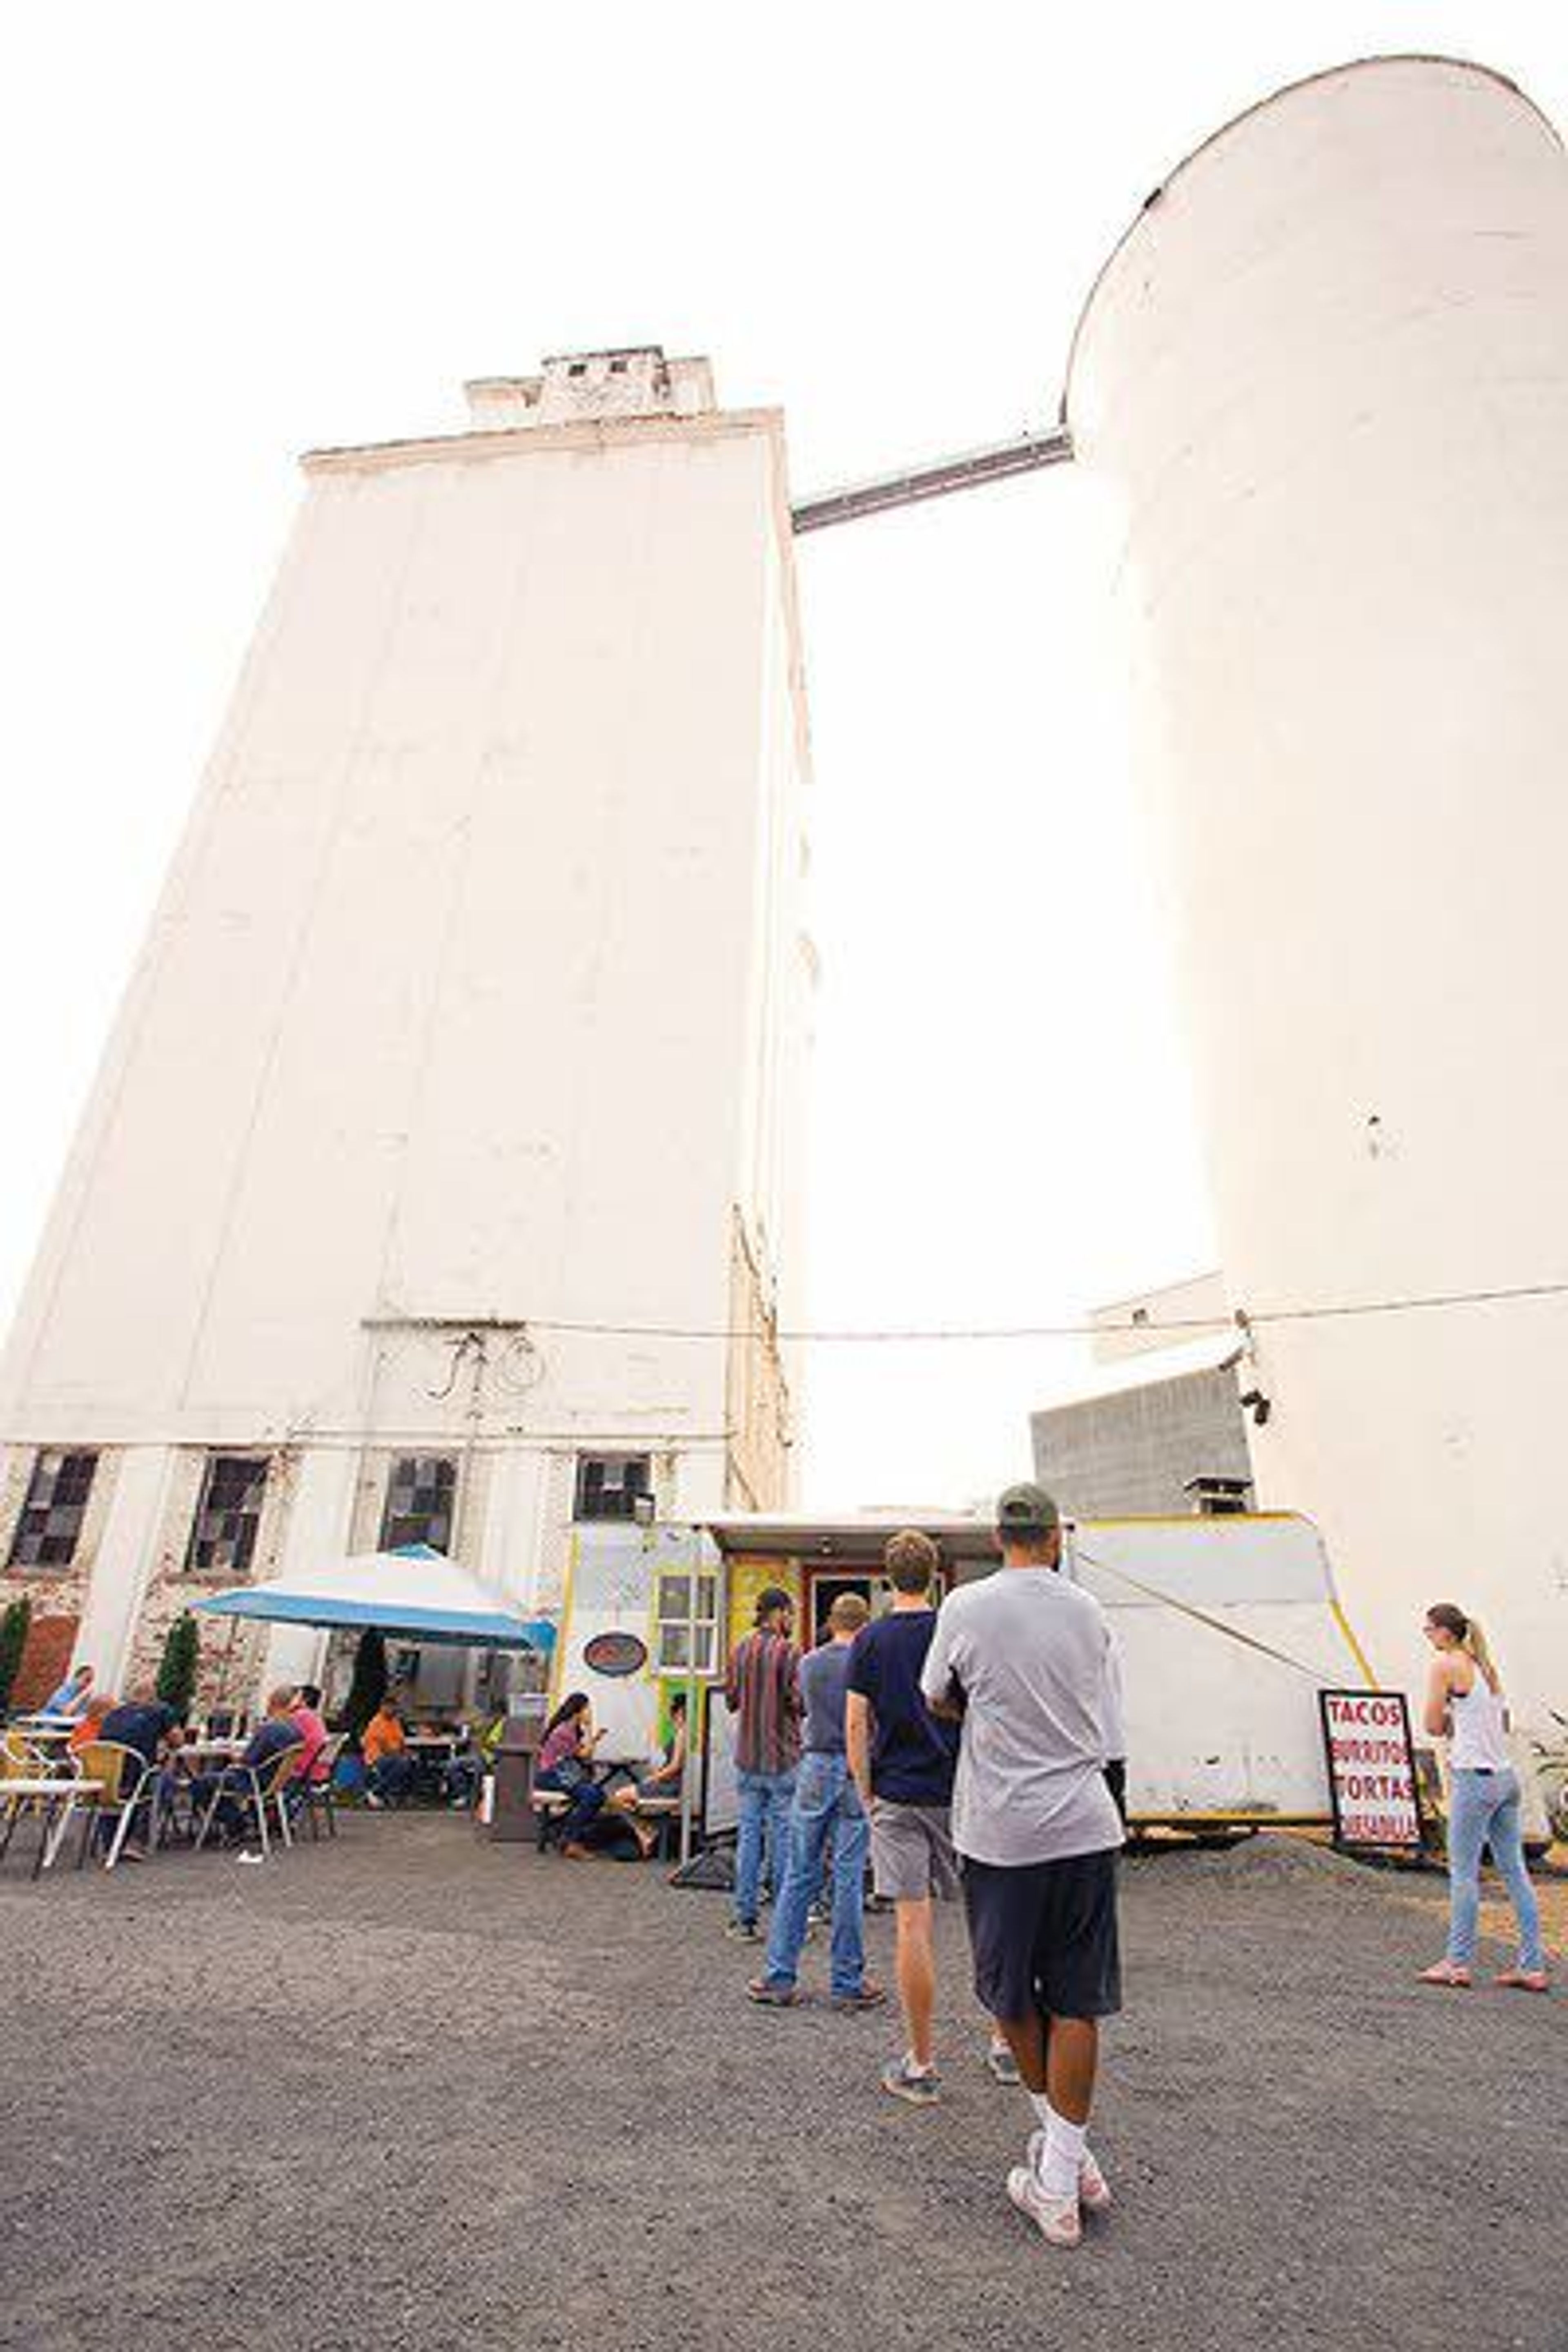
[921, 1483, 1122, 2252]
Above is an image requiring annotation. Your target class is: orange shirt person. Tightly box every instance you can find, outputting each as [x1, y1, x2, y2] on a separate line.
[69, 1693, 116, 1755]
[362, 1696, 416, 1809]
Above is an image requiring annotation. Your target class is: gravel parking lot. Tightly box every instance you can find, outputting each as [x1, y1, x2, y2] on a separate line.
[0, 1818, 1562, 2352]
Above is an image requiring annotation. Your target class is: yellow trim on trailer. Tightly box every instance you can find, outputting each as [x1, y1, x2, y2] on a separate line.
[1330, 1600, 1378, 1688]
[548, 1528, 581, 1708]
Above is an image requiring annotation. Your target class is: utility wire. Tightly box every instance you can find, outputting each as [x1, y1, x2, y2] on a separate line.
[500, 1274, 1568, 1348]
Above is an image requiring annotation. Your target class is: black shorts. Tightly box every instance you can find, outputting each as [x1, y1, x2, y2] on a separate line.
[962, 1848, 1121, 2025]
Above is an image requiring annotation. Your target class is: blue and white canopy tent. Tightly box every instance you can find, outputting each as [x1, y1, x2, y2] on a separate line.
[194, 1543, 555, 1652]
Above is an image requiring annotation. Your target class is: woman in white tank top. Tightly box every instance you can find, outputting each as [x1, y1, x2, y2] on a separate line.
[1417, 1603, 1548, 1992]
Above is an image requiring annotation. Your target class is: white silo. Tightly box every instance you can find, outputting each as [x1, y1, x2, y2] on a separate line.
[1068, 57, 1568, 1712]
[0, 348, 810, 1699]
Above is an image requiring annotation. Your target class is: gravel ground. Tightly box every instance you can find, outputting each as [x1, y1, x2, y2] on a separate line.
[0, 1817, 1562, 2352]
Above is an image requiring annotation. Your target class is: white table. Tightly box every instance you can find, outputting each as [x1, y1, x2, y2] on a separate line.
[0, 1777, 102, 1876]
[179, 1739, 247, 1765]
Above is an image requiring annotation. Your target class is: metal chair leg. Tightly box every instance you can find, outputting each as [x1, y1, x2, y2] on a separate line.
[38, 1793, 78, 1877]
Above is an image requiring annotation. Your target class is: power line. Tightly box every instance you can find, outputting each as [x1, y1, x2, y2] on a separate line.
[505, 1274, 1568, 1348]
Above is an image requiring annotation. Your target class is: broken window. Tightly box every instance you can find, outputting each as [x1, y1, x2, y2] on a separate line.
[381, 1455, 457, 1554]
[573, 1453, 651, 1523]
[186, 1454, 270, 1577]
[8, 1450, 98, 1569]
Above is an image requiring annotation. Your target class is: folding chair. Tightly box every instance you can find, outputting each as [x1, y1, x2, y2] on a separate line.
[194, 1743, 303, 1861]
[295, 1733, 346, 1841]
[73, 1741, 162, 1869]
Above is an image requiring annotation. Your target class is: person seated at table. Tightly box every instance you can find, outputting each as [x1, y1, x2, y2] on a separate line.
[40, 1663, 95, 1719]
[96, 1683, 181, 1859]
[635, 1690, 689, 1800]
[443, 1706, 506, 1809]
[289, 1684, 331, 1790]
[361, 1694, 418, 1809]
[190, 1687, 306, 1845]
[67, 1691, 116, 1756]
[535, 1691, 621, 1855]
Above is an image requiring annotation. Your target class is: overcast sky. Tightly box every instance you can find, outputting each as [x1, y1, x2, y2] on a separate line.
[0, 2, 1557, 1508]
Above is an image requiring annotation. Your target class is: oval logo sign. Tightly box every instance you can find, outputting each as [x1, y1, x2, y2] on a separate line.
[584, 1630, 648, 1679]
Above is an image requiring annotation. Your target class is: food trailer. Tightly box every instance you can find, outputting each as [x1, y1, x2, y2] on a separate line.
[554, 1508, 1377, 1834]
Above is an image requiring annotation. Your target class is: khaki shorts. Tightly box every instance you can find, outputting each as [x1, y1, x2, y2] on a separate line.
[870, 1798, 962, 1902]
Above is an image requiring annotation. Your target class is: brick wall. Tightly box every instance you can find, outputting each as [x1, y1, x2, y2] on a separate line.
[124, 1448, 298, 1711]
[0, 1441, 121, 1690]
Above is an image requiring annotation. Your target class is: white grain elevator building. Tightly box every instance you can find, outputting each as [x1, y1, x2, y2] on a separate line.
[1069, 58, 1568, 1713]
[0, 346, 811, 1700]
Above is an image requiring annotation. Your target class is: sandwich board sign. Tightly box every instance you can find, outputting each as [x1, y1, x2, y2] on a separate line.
[1318, 1690, 1423, 1849]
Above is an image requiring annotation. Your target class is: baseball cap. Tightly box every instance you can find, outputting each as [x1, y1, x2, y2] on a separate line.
[995, 1481, 1060, 1537]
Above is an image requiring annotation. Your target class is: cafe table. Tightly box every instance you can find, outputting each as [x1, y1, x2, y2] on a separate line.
[0, 1776, 103, 1878]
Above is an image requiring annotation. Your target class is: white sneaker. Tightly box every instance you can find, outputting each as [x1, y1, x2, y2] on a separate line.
[1025, 2131, 1112, 2213]
[1006, 2165, 1082, 2248]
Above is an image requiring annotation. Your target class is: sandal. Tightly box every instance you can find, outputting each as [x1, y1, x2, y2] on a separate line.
[1494, 1967, 1550, 1993]
[1417, 1959, 1472, 1988]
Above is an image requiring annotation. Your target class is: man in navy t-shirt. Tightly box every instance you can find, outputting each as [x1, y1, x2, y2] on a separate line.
[846, 1530, 1018, 2105]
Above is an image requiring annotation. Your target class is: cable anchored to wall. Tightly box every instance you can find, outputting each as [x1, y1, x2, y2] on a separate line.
[499, 1274, 1568, 1346]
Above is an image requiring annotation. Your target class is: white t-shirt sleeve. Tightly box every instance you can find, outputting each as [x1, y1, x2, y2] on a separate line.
[920, 1594, 960, 1710]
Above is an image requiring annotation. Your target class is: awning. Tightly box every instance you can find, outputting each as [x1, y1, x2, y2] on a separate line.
[194, 1544, 556, 1650]
[700, 1510, 1001, 1566]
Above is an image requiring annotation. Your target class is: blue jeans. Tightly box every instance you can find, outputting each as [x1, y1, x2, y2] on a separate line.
[535, 1765, 606, 1845]
[734, 1767, 796, 1927]
[763, 1754, 870, 1998]
[369, 1754, 419, 1808]
[1447, 1768, 1544, 1971]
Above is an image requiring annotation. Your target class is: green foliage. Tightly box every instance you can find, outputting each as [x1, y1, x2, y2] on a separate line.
[0, 1595, 30, 1714]
[156, 1610, 201, 1721]
[343, 1628, 388, 1747]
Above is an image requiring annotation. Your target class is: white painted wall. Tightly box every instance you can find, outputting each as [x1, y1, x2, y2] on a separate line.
[1069, 58, 1568, 1715]
[0, 365, 809, 1682]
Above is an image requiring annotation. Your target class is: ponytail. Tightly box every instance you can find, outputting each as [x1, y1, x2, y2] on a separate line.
[1462, 1615, 1500, 1695]
[1426, 1601, 1501, 1694]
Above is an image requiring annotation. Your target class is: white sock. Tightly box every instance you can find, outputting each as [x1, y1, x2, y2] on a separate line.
[1027, 2089, 1055, 2132]
[1038, 2112, 1087, 2199]
[906, 2051, 935, 2078]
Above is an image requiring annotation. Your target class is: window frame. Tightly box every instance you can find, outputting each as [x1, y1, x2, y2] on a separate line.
[572, 1453, 653, 1525]
[184, 1452, 272, 1580]
[379, 1454, 459, 1555]
[6, 1448, 99, 1572]
[650, 1561, 720, 1678]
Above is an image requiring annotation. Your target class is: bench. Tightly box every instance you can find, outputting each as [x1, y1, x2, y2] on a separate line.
[531, 1787, 682, 1858]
